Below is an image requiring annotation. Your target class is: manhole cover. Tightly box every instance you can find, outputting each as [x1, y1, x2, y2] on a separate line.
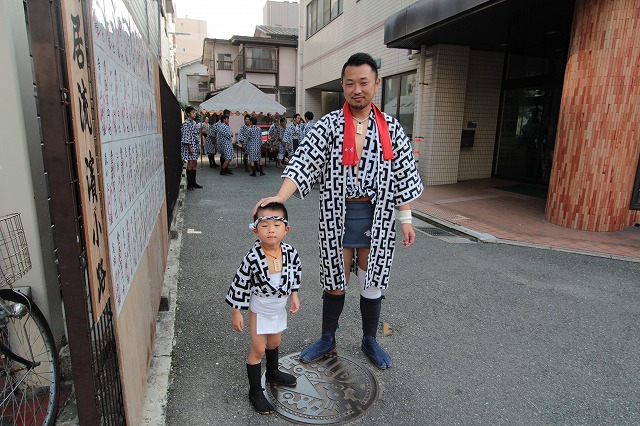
[418, 227, 455, 237]
[264, 353, 378, 424]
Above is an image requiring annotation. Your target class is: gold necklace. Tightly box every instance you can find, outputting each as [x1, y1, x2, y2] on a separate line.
[262, 245, 282, 273]
[352, 116, 368, 135]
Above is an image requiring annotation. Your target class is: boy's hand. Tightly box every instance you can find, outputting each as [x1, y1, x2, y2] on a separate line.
[289, 292, 300, 314]
[231, 309, 244, 332]
[401, 223, 416, 248]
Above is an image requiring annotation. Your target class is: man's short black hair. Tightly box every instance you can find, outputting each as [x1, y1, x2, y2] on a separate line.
[254, 202, 288, 221]
[304, 111, 314, 121]
[221, 115, 229, 121]
[250, 116, 257, 125]
[223, 109, 231, 115]
[279, 117, 287, 124]
[341, 52, 378, 80]
[244, 114, 251, 119]
[185, 106, 195, 115]
[293, 113, 301, 120]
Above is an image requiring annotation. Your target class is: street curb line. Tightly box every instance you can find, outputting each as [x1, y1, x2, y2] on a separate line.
[413, 209, 640, 263]
[140, 171, 186, 425]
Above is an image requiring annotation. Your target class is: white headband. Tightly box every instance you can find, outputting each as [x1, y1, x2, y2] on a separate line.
[249, 215, 289, 230]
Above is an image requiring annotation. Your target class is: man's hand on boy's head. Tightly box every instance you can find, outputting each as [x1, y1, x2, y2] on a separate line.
[289, 292, 300, 314]
[231, 309, 244, 332]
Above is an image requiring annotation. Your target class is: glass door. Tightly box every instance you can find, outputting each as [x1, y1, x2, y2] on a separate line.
[494, 85, 560, 184]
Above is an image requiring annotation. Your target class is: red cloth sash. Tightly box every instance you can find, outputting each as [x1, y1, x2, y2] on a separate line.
[342, 102, 394, 166]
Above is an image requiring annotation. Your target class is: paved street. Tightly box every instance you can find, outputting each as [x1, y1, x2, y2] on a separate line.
[166, 163, 640, 425]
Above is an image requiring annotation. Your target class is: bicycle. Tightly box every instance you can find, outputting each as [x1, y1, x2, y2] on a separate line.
[0, 213, 60, 426]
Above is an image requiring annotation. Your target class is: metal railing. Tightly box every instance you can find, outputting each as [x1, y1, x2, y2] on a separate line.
[188, 87, 209, 101]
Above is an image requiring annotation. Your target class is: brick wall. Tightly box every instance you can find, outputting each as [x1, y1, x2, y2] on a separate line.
[546, 0, 640, 231]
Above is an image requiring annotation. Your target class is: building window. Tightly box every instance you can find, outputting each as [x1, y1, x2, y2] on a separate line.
[217, 53, 232, 71]
[187, 75, 209, 102]
[245, 47, 277, 72]
[307, 0, 342, 38]
[382, 72, 416, 138]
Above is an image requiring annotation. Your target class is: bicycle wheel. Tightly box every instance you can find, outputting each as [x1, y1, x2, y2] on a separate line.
[0, 289, 60, 426]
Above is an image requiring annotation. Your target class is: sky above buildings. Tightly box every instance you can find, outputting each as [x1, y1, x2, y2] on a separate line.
[173, 0, 273, 39]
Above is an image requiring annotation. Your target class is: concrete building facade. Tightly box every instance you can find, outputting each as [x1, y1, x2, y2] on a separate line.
[175, 16, 208, 65]
[297, 0, 640, 232]
[264, 0, 299, 27]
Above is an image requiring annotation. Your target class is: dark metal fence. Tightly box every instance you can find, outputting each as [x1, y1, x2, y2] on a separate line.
[27, 0, 125, 423]
[159, 69, 183, 227]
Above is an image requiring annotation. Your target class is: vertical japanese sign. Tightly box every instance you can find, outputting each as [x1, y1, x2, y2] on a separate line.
[90, 0, 165, 315]
[60, 0, 110, 322]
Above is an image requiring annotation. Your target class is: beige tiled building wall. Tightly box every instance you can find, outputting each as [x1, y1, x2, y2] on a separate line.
[458, 50, 503, 181]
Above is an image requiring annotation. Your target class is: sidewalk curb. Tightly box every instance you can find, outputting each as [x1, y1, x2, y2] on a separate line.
[140, 173, 186, 425]
[413, 209, 640, 263]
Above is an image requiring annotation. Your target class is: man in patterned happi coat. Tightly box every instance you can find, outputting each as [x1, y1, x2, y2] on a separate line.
[283, 113, 303, 154]
[216, 114, 234, 176]
[256, 53, 423, 369]
[181, 106, 203, 189]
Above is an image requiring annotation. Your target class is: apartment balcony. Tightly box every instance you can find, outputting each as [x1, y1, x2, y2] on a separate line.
[234, 53, 278, 79]
[188, 87, 209, 102]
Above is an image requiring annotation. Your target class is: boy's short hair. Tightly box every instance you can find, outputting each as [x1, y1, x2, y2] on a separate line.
[254, 202, 288, 221]
[250, 116, 258, 125]
[185, 106, 195, 115]
[304, 111, 314, 121]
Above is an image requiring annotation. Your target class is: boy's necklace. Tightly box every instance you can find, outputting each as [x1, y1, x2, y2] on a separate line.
[262, 245, 282, 273]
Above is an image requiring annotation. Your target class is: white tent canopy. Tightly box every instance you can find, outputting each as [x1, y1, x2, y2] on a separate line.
[198, 79, 286, 116]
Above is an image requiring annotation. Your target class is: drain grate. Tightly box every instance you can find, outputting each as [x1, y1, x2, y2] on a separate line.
[418, 227, 455, 237]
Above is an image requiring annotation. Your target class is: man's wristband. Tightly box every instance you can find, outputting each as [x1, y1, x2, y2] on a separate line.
[397, 209, 412, 224]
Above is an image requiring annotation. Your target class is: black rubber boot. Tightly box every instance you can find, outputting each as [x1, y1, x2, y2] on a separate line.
[244, 157, 250, 172]
[265, 347, 296, 385]
[246, 363, 274, 415]
[250, 164, 257, 177]
[360, 296, 392, 369]
[207, 154, 215, 168]
[186, 170, 194, 190]
[191, 170, 203, 189]
[259, 164, 265, 176]
[299, 292, 345, 363]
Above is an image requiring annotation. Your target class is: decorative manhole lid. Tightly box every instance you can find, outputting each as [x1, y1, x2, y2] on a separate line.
[264, 353, 378, 424]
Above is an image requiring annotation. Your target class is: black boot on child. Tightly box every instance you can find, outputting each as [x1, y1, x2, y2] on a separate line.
[246, 363, 274, 415]
[265, 347, 296, 386]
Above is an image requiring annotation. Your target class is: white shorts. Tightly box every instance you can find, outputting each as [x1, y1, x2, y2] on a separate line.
[249, 293, 287, 334]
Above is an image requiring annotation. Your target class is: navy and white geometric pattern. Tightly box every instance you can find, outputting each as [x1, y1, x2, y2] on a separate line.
[225, 240, 302, 310]
[238, 123, 248, 143]
[245, 125, 263, 162]
[205, 122, 217, 154]
[180, 119, 200, 161]
[300, 120, 316, 144]
[282, 108, 423, 291]
[216, 122, 234, 160]
[283, 123, 301, 152]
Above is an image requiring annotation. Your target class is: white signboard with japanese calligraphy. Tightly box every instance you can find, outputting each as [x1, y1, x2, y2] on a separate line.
[90, 0, 165, 315]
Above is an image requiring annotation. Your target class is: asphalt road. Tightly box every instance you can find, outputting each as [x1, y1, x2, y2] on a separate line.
[166, 162, 640, 425]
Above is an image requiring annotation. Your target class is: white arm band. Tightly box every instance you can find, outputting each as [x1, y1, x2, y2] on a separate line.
[397, 209, 412, 224]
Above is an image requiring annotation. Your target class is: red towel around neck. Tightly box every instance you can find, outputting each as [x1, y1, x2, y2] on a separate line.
[342, 101, 394, 166]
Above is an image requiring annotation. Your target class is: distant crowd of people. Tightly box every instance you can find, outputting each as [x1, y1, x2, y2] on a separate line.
[180, 108, 316, 189]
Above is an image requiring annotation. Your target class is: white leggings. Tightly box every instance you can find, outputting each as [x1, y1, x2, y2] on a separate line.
[358, 267, 381, 299]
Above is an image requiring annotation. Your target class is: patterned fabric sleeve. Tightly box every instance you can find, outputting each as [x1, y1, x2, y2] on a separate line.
[389, 118, 424, 206]
[181, 121, 190, 145]
[288, 245, 302, 292]
[282, 113, 334, 199]
[283, 124, 294, 145]
[225, 252, 254, 310]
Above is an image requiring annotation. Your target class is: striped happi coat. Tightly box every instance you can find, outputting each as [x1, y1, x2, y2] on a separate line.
[282, 108, 423, 291]
[225, 241, 302, 310]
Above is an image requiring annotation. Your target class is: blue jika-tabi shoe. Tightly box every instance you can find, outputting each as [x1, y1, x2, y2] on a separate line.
[361, 335, 392, 369]
[299, 332, 336, 363]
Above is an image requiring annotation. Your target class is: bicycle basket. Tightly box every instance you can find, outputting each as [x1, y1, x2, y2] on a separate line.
[0, 213, 32, 287]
